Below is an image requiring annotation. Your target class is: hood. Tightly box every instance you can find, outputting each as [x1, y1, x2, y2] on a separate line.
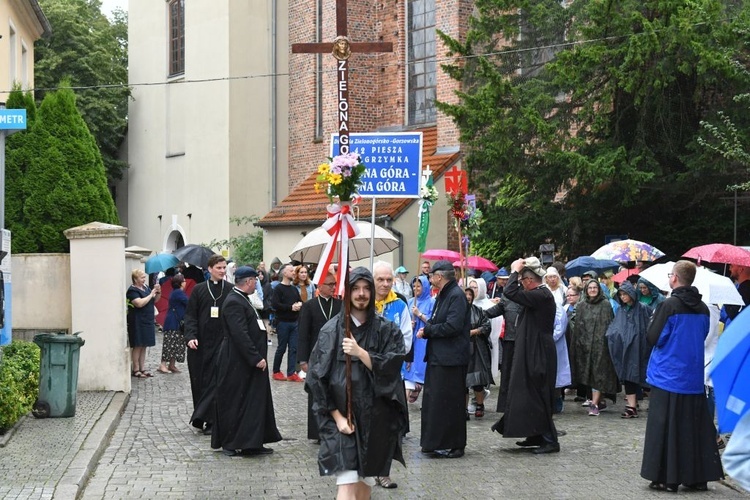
[350, 266, 376, 313]
[671, 285, 705, 312]
[616, 281, 637, 305]
[584, 280, 606, 304]
[468, 277, 488, 301]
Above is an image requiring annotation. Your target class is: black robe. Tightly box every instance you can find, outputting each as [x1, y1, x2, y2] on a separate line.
[183, 279, 232, 426]
[297, 295, 342, 440]
[211, 288, 282, 451]
[305, 310, 407, 477]
[492, 272, 557, 438]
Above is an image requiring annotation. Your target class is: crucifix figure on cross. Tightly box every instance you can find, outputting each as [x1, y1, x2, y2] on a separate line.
[291, 0, 392, 154]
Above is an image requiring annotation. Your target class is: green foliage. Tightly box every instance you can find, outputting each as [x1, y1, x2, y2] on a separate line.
[6, 84, 119, 253]
[35, 0, 130, 184]
[439, 0, 750, 258]
[206, 217, 264, 266]
[0, 341, 41, 433]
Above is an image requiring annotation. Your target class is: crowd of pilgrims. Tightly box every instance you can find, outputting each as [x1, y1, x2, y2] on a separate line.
[127, 254, 738, 497]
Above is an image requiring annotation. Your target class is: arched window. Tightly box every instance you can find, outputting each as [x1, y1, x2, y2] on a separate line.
[168, 0, 185, 76]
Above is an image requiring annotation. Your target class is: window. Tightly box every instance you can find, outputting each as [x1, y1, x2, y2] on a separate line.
[407, 0, 436, 125]
[8, 23, 16, 87]
[168, 0, 185, 77]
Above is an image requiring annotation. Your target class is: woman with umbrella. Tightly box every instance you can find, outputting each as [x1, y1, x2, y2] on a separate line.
[158, 274, 188, 374]
[605, 282, 651, 418]
[572, 279, 617, 416]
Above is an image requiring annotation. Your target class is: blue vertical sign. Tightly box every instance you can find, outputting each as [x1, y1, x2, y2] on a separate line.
[331, 132, 422, 198]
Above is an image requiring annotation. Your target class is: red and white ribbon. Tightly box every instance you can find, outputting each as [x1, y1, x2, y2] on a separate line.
[312, 202, 360, 297]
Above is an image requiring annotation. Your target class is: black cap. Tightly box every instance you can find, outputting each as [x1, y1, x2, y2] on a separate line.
[431, 260, 454, 273]
[235, 266, 258, 280]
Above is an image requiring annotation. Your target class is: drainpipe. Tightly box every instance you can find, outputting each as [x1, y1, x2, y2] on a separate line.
[270, 0, 278, 208]
[384, 218, 404, 266]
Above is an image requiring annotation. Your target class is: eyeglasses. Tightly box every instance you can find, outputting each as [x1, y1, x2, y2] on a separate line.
[322, 282, 337, 287]
[667, 273, 674, 278]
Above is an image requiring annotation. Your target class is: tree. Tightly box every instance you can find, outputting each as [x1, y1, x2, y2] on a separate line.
[438, 0, 750, 261]
[205, 217, 264, 266]
[5, 85, 119, 253]
[35, 0, 129, 184]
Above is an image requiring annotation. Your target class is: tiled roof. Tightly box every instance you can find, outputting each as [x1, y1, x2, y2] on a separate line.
[257, 127, 461, 227]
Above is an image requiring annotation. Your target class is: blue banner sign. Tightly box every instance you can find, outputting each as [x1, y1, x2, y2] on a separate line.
[0, 109, 26, 130]
[331, 132, 422, 198]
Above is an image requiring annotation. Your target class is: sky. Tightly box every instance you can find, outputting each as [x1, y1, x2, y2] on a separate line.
[100, 0, 127, 18]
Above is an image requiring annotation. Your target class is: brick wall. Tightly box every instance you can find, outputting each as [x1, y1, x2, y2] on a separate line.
[288, 0, 466, 193]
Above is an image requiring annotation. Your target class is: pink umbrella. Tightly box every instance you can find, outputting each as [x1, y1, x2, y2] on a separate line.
[611, 268, 639, 284]
[682, 243, 750, 266]
[453, 256, 498, 272]
[422, 248, 461, 261]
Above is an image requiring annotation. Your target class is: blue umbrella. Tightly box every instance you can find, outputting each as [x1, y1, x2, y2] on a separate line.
[710, 306, 750, 433]
[144, 253, 179, 274]
[564, 256, 620, 277]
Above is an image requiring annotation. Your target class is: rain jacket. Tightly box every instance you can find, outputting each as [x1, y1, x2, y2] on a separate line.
[646, 285, 709, 394]
[605, 281, 652, 385]
[636, 277, 665, 311]
[572, 282, 618, 394]
[305, 268, 407, 478]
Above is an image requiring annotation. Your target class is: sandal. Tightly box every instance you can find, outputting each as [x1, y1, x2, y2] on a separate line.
[683, 482, 707, 491]
[475, 403, 485, 418]
[141, 371, 154, 378]
[648, 482, 678, 492]
[621, 406, 638, 419]
[132, 371, 147, 379]
[376, 476, 398, 489]
[408, 383, 422, 403]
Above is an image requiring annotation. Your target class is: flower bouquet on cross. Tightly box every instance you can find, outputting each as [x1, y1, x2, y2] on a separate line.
[447, 191, 483, 272]
[315, 152, 367, 202]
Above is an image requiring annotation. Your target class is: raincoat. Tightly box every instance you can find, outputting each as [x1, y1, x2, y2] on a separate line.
[605, 281, 651, 385]
[572, 282, 618, 394]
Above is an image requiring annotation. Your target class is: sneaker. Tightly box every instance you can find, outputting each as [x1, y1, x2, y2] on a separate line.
[298, 370, 307, 380]
[267, 338, 273, 346]
[588, 403, 600, 416]
[467, 402, 477, 414]
[598, 401, 608, 411]
[287, 373, 304, 382]
[484, 388, 491, 399]
[581, 399, 593, 407]
[272, 372, 287, 381]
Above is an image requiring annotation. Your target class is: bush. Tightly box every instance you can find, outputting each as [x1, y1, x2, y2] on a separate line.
[0, 341, 40, 433]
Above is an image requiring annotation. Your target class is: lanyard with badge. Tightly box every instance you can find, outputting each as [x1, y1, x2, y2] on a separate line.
[233, 287, 266, 331]
[208, 280, 225, 318]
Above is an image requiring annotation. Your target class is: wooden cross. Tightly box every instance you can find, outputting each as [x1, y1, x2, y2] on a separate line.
[291, 0, 392, 154]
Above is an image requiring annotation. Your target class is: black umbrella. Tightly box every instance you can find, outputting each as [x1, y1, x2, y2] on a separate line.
[173, 244, 217, 269]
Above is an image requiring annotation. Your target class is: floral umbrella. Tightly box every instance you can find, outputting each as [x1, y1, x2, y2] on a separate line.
[590, 239, 665, 262]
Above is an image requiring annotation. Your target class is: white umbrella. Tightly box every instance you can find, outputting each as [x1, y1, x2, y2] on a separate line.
[289, 221, 399, 264]
[639, 261, 744, 305]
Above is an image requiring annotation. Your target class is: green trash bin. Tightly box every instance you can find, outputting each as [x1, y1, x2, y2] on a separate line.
[32, 332, 85, 418]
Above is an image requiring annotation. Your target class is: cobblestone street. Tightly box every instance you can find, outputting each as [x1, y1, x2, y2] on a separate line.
[76, 337, 747, 499]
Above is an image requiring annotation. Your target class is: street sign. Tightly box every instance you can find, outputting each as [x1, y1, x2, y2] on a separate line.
[330, 132, 422, 198]
[0, 109, 26, 130]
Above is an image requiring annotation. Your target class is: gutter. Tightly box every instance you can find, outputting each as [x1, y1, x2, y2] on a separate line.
[29, 0, 52, 37]
[270, 0, 278, 208]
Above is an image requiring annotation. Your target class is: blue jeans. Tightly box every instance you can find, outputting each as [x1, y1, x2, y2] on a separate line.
[273, 321, 298, 376]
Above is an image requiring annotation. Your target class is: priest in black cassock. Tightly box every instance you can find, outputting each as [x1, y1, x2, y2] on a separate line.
[211, 266, 282, 456]
[491, 257, 559, 454]
[184, 255, 232, 434]
[297, 268, 342, 441]
[305, 267, 407, 498]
